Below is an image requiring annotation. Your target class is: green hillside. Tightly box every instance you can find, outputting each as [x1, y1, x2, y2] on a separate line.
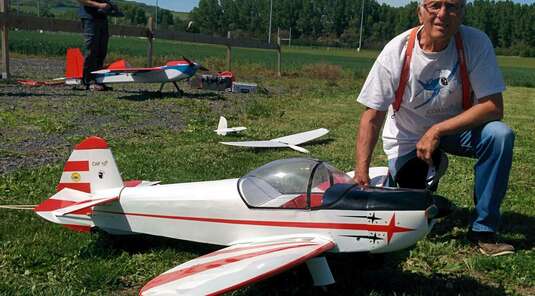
[9, 0, 189, 28]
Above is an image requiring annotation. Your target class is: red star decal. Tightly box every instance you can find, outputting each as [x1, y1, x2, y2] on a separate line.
[385, 213, 413, 244]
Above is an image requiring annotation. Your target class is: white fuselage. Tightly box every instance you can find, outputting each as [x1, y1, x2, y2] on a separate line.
[92, 179, 432, 254]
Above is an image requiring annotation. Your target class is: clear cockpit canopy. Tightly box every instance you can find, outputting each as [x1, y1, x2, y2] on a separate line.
[238, 158, 355, 209]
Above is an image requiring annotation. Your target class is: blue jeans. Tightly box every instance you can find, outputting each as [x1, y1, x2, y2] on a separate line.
[81, 18, 109, 85]
[388, 121, 515, 233]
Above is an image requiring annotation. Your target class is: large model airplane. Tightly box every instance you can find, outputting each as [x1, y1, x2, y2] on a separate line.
[220, 128, 329, 153]
[34, 136, 451, 295]
[214, 116, 247, 135]
[64, 48, 207, 93]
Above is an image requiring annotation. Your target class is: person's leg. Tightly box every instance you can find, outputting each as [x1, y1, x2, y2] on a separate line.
[440, 121, 514, 233]
[81, 18, 98, 86]
[94, 19, 109, 70]
[440, 121, 515, 256]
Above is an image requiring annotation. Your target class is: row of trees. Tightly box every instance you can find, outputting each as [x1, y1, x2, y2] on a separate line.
[189, 0, 535, 56]
[9, 0, 187, 30]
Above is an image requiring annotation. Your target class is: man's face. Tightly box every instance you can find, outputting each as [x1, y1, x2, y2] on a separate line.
[418, 0, 464, 43]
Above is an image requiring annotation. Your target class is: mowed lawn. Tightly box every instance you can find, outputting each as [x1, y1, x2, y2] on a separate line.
[0, 31, 534, 295]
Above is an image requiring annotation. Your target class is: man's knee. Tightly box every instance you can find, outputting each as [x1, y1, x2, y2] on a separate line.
[481, 121, 515, 149]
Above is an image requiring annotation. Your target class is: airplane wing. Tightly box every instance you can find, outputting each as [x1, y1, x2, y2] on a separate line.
[220, 140, 290, 148]
[271, 128, 329, 145]
[140, 236, 335, 295]
[92, 67, 163, 74]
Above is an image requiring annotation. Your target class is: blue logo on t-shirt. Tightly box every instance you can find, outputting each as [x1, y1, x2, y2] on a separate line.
[414, 62, 459, 109]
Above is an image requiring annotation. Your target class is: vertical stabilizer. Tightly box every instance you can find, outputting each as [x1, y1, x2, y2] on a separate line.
[216, 116, 228, 135]
[34, 136, 123, 232]
[65, 48, 84, 84]
[57, 136, 123, 194]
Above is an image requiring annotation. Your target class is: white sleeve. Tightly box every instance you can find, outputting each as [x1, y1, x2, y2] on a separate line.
[466, 32, 506, 100]
[357, 60, 396, 111]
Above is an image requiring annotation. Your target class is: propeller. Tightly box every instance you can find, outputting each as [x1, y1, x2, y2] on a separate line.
[182, 56, 209, 71]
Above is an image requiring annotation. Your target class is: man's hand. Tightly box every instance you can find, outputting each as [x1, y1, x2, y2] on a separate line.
[353, 168, 370, 186]
[98, 2, 111, 10]
[416, 126, 441, 165]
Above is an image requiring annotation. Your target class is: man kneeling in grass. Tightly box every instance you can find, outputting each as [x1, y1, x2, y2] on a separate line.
[353, 0, 515, 256]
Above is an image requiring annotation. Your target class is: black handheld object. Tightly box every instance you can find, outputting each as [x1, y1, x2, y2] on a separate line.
[97, 0, 124, 17]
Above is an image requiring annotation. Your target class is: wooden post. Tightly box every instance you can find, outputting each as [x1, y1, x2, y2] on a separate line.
[277, 34, 281, 77]
[1, 0, 9, 80]
[146, 16, 154, 67]
[226, 31, 231, 72]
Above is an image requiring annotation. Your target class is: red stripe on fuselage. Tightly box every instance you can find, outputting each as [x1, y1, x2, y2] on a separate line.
[63, 161, 89, 172]
[140, 242, 319, 294]
[95, 210, 413, 234]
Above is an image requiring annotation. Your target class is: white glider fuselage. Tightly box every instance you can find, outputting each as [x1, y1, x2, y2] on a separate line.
[92, 179, 431, 254]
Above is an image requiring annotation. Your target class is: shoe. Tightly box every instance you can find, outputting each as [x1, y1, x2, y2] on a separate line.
[467, 230, 515, 256]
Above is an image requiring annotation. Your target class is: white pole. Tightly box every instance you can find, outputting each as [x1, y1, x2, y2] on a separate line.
[358, 0, 365, 52]
[155, 0, 158, 30]
[268, 0, 273, 43]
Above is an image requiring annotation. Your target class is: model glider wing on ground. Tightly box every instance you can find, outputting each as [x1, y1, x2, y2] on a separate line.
[140, 236, 335, 295]
[214, 116, 247, 135]
[220, 128, 329, 153]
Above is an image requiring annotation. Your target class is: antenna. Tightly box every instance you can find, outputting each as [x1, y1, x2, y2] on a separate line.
[358, 0, 365, 52]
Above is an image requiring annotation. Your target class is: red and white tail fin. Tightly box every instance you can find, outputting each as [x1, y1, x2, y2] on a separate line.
[56, 136, 123, 194]
[65, 48, 84, 85]
[34, 136, 123, 232]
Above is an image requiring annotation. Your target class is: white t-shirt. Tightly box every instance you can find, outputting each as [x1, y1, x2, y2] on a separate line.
[357, 25, 505, 160]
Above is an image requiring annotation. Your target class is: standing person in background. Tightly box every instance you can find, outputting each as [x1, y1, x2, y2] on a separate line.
[353, 0, 515, 256]
[77, 0, 112, 91]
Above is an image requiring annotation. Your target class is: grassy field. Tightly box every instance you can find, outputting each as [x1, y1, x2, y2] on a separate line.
[1, 31, 534, 295]
[9, 30, 535, 88]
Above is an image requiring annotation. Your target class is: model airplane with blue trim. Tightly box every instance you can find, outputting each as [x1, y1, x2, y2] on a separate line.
[34, 136, 452, 295]
[64, 48, 207, 93]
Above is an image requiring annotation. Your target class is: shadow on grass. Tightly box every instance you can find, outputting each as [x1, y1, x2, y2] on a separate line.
[80, 231, 506, 295]
[429, 206, 534, 250]
[241, 252, 506, 296]
[116, 90, 225, 101]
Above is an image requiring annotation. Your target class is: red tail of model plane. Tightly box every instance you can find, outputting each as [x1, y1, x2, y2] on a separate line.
[65, 48, 84, 80]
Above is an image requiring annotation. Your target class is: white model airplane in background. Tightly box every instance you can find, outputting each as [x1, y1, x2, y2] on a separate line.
[220, 128, 329, 153]
[34, 136, 452, 295]
[214, 116, 247, 135]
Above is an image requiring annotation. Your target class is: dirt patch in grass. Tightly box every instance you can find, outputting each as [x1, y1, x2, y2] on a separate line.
[0, 57, 251, 175]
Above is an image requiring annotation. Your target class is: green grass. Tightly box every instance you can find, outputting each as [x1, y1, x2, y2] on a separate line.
[1, 30, 534, 295]
[9, 30, 535, 87]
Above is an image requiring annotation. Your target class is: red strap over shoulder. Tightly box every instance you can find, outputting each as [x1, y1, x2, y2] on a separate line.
[393, 27, 472, 112]
[393, 27, 418, 112]
[455, 31, 472, 110]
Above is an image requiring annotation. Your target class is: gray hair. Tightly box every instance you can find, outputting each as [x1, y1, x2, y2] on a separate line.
[420, 0, 467, 6]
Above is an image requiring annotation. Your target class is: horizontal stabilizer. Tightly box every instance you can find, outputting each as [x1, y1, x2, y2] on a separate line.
[140, 236, 335, 295]
[53, 196, 119, 217]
